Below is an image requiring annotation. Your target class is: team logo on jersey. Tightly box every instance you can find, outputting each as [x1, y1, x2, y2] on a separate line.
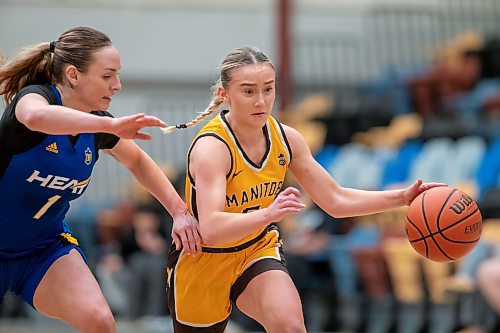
[45, 142, 59, 154]
[26, 170, 90, 194]
[84, 147, 92, 165]
[278, 153, 286, 166]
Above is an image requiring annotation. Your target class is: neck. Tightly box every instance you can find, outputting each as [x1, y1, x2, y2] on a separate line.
[225, 112, 265, 146]
[55, 84, 91, 113]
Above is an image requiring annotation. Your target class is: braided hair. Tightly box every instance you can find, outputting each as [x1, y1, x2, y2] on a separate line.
[162, 46, 273, 134]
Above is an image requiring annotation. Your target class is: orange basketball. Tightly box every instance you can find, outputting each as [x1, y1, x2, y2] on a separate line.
[405, 186, 482, 262]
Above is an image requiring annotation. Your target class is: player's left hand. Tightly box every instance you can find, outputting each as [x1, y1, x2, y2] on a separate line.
[402, 179, 447, 206]
[171, 210, 202, 255]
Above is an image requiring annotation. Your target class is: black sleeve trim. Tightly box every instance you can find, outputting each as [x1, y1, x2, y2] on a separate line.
[276, 120, 293, 162]
[0, 85, 54, 179]
[186, 132, 234, 187]
[91, 110, 120, 150]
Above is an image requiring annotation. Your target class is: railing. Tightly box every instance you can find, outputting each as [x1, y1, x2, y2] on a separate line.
[294, 0, 500, 89]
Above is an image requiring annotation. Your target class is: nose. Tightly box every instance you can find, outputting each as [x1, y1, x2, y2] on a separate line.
[254, 93, 265, 108]
[112, 75, 122, 92]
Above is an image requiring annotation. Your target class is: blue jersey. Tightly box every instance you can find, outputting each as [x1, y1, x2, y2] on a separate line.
[0, 85, 119, 258]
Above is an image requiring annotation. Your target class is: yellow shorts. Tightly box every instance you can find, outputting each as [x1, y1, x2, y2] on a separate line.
[166, 225, 288, 332]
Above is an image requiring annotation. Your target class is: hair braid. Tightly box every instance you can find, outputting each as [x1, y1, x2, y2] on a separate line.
[161, 93, 224, 134]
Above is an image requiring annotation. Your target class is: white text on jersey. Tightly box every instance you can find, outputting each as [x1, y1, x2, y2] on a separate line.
[26, 170, 90, 194]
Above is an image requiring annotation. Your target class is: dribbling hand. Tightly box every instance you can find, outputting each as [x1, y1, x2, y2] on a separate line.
[402, 179, 447, 206]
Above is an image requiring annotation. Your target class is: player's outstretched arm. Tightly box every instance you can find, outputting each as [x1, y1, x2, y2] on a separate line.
[16, 93, 165, 140]
[105, 139, 202, 255]
[285, 124, 446, 218]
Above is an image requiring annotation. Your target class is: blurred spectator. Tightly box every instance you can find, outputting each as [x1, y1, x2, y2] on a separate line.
[119, 203, 170, 319]
[94, 208, 131, 317]
[408, 31, 483, 118]
[283, 205, 343, 332]
[477, 255, 500, 314]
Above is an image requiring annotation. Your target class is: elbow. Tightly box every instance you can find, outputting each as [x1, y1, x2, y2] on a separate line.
[19, 110, 44, 131]
[328, 211, 351, 219]
[199, 230, 217, 246]
[199, 221, 219, 246]
[324, 207, 344, 219]
[321, 194, 351, 219]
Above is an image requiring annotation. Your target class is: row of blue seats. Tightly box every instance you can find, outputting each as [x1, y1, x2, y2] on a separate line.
[315, 136, 500, 199]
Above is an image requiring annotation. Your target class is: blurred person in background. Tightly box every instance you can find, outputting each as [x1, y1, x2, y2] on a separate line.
[162, 45, 444, 333]
[475, 236, 500, 316]
[408, 31, 483, 118]
[94, 208, 131, 318]
[0, 26, 200, 333]
[120, 203, 170, 319]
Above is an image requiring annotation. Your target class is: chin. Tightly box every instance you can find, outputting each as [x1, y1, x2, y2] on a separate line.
[98, 102, 111, 111]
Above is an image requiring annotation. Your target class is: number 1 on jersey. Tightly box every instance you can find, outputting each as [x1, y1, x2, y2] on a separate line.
[34, 195, 62, 220]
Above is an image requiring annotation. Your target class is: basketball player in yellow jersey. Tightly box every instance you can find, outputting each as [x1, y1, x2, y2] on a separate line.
[162, 46, 445, 333]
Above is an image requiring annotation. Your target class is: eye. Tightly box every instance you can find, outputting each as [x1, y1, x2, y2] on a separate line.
[265, 87, 274, 93]
[103, 75, 112, 79]
[244, 89, 253, 95]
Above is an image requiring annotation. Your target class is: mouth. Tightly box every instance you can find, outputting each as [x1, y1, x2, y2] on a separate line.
[103, 97, 112, 102]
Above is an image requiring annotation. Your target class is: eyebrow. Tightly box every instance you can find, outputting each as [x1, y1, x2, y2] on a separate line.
[239, 79, 275, 87]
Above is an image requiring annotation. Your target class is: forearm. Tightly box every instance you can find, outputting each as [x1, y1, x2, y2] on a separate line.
[22, 106, 112, 134]
[324, 187, 406, 218]
[200, 209, 272, 246]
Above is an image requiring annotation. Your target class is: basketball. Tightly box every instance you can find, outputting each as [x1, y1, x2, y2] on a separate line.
[405, 186, 482, 262]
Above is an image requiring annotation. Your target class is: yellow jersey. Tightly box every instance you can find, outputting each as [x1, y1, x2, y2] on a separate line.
[185, 110, 292, 248]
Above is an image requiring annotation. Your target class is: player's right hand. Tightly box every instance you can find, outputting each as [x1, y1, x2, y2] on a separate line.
[110, 113, 166, 140]
[265, 187, 305, 222]
[171, 210, 202, 256]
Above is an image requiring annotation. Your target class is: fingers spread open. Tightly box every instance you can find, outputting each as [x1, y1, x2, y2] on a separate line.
[134, 132, 152, 140]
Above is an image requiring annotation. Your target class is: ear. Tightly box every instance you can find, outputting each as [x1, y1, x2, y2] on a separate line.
[64, 65, 79, 88]
[217, 86, 228, 103]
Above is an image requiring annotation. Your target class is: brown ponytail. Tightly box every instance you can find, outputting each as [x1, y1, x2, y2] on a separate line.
[0, 26, 111, 104]
[0, 43, 53, 104]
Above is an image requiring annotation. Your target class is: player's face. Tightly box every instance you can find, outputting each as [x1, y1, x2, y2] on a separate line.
[75, 45, 122, 111]
[222, 63, 276, 128]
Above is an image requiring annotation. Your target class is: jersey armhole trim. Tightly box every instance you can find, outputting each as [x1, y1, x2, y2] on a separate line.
[186, 132, 234, 186]
[274, 118, 293, 162]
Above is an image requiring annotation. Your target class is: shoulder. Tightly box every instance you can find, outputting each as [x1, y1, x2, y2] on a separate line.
[190, 113, 230, 153]
[190, 131, 232, 165]
[1, 85, 55, 132]
[280, 123, 303, 143]
[268, 116, 300, 139]
[191, 133, 230, 156]
[278, 123, 311, 159]
[0, 86, 51, 154]
[189, 133, 232, 177]
[16, 85, 56, 105]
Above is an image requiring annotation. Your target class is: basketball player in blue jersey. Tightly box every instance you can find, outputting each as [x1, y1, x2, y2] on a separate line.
[161, 46, 445, 333]
[0, 27, 200, 333]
